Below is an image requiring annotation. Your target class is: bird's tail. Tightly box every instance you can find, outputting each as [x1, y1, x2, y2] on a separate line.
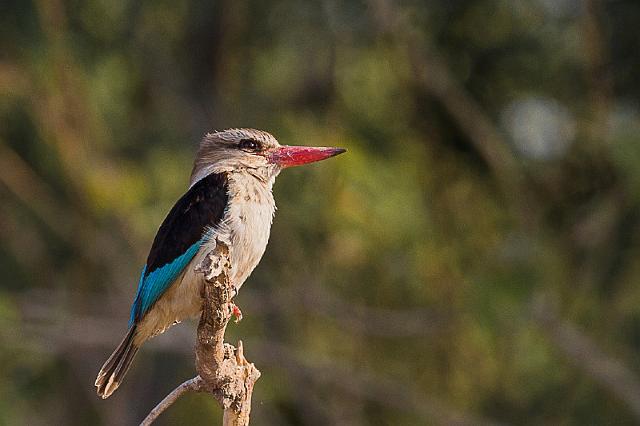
[95, 326, 139, 399]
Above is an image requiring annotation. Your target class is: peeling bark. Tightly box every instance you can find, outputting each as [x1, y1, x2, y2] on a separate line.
[140, 239, 260, 426]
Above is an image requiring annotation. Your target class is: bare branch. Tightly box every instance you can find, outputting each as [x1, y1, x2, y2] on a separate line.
[140, 377, 203, 426]
[139, 239, 261, 425]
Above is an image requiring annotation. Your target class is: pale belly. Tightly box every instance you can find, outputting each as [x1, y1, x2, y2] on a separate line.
[134, 195, 274, 345]
[133, 254, 204, 345]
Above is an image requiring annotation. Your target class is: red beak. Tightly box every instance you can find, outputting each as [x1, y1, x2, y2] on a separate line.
[269, 145, 346, 168]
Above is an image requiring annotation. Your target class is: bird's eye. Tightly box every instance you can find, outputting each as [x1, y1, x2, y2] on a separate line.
[239, 139, 262, 152]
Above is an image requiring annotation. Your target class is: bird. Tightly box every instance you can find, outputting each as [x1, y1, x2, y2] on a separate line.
[95, 128, 345, 398]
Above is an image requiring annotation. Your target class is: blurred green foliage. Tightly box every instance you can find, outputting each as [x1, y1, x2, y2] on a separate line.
[2, 0, 640, 425]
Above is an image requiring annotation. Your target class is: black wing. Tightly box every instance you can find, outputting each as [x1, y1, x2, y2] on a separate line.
[145, 172, 229, 273]
[130, 172, 229, 322]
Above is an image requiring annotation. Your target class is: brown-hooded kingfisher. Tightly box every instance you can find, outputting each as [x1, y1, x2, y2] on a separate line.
[95, 129, 345, 398]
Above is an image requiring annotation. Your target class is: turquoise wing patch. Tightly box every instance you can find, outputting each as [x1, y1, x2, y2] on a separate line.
[129, 240, 203, 325]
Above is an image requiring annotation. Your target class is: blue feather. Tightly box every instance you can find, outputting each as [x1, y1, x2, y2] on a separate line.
[129, 240, 203, 325]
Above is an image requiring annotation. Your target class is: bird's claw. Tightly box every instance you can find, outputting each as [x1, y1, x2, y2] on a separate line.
[231, 303, 243, 323]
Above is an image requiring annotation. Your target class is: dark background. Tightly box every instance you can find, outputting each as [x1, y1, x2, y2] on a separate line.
[2, 0, 640, 424]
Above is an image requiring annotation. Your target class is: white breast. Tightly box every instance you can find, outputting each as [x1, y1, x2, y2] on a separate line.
[135, 171, 276, 344]
[217, 172, 276, 288]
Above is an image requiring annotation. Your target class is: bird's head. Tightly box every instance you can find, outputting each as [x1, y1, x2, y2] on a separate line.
[190, 128, 345, 185]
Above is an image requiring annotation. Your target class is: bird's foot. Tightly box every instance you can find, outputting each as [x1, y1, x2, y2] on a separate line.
[230, 302, 243, 323]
